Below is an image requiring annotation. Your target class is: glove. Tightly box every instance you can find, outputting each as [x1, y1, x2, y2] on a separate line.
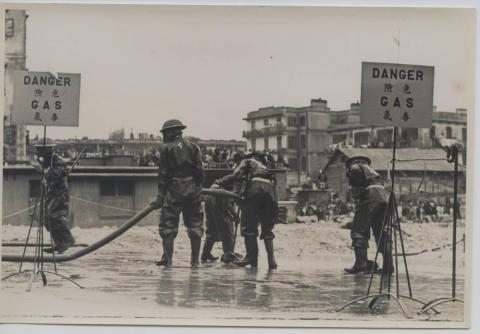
[211, 183, 220, 190]
[151, 195, 164, 209]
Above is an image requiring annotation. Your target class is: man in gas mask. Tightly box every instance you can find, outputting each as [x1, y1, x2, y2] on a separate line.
[344, 156, 391, 274]
[33, 145, 75, 254]
[233, 152, 278, 269]
[153, 119, 204, 268]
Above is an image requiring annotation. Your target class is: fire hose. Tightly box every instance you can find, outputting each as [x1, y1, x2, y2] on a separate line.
[2, 188, 241, 263]
[2, 203, 156, 263]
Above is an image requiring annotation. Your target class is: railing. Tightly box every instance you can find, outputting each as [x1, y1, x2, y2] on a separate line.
[242, 124, 286, 138]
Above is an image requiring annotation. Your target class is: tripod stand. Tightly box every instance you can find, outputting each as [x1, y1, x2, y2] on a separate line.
[418, 145, 464, 314]
[2, 127, 83, 290]
[336, 127, 437, 318]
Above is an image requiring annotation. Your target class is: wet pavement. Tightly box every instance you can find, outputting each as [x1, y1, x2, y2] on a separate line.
[1, 223, 466, 324]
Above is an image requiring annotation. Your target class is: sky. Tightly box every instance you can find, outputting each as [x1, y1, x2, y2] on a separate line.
[14, 4, 476, 140]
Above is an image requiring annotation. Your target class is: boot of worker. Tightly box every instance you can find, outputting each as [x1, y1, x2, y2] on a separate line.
[44, 220, 75, 254]
[234, 236, 258, 268]
[220, 236, 236, 264]
[190, 237, 201, 268]
[381, 251, 395, 275]
[344, 247, 369, 274]
[201, 239, 218, 263]
[156, 235, 174, 268]
[263, 238, 278, 269]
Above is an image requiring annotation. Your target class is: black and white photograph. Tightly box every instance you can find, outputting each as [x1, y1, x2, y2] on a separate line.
[0, 3, 475, 329]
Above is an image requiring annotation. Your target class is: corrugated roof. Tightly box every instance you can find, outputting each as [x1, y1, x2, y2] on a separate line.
[336, 147, 463, 172]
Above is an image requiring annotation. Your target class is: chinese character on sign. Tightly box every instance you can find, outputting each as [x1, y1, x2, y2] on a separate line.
[383, 110, 392, 121]
[403, 84, 411, 94]
[52, 89, 60, 98]
[34, 89, 43, 97]
[51, 113, 58, 122]
[402, 112, 410, 122]
[34, 112, 42, 121]
[384, 83, 393, 93]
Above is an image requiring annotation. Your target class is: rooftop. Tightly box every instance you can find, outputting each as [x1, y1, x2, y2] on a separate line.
[327, 147, 464, 172]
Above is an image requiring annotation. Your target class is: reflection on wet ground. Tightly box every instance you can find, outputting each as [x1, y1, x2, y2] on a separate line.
[63, 251, 463, 320]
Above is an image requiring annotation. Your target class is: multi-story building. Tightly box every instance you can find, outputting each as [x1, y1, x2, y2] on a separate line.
[243, 99, 467, 185]
[4, 9, 28, 163]
[243, 98, 332, 184]
[327, 105, 467, 151]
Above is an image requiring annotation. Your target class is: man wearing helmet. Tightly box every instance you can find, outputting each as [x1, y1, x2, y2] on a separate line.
[33, 145, 75, 254]
[153, 119, 204, 268]
[233, 152, 278, 269]
[344, 155, 391, 275]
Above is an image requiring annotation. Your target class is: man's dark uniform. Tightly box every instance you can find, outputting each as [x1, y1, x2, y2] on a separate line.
[344, 156, 391, 274]
[233, 153, 278, 269]
[155, 119, 204, 268]
[44, 153, 75, 253]
[201, 174, 238, 264]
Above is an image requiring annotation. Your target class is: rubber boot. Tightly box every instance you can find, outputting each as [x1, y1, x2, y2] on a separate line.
[234, 236, 258, 268]
[263, 238, 278, 269]
[156, 235, 174, 268]
[220, 252, 237, 264]
[201, 239, 219, 263]
[344, 247, 369, 274]
[44, 218, 75, 254]
[190, 237, 201, 268]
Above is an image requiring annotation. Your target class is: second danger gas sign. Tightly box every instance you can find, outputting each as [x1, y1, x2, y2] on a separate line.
[360, 62, 434, 128]
[12, 71, 81, 127]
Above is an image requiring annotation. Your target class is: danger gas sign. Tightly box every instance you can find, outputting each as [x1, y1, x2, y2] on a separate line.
[11, 71, 81, 127]
[360, 62, 434, 128]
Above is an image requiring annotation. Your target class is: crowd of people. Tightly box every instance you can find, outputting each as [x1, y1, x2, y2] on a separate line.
[399, 198, 460, 223]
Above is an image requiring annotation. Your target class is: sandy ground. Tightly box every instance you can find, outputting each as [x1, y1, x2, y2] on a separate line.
[0, 219, 467, 327]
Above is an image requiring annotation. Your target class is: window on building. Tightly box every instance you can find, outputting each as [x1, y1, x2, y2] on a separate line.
[276, 136, 282, 150]
[117, 180, 134, 196]
[301, 157, 307, 172]
[332, 134, 347, 144]
[430, 126, 436, 140]
[251, 138, 256, 151]
[100, 180, 134, 196]
[264, 137, 269, 150]
[5, 18, 14, 38]
[287, 136, 297, 149]
[446, 127, 453, 139]
[29, 180, 41, 199]
[299, 116, 306, 126]
[288, 157, 298, 171]
[276, 115, 282, 123]
[300, 135, 306, 149]
[287, 117, 297, 127]
[462, 128, 467, 142]
[251, 120, 256, 130]
[263, 119, 269, 126]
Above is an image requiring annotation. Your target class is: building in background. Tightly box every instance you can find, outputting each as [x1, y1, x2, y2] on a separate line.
[244, 99, 467, 186]
[4, 9, 28, 163]
[243, 98, 332, 185]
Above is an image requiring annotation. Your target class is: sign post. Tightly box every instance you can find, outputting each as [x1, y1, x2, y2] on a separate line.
[11, 71, 80, 127]
[2, 70, 82, 289]
[360, 62, 434, 128]
[337, 62, 436, 317]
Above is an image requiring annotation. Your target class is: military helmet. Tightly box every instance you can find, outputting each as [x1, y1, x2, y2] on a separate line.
[246, 151, 268, 166]
[345, 155, 371, 169]
[160, 119, 187, 133]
